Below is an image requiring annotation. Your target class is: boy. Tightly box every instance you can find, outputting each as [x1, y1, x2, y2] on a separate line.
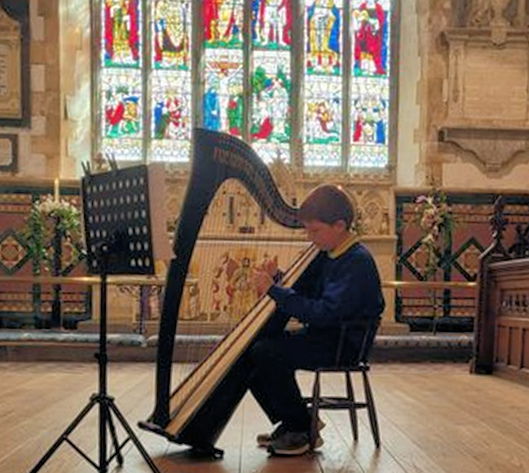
[250, 183, 385, 456]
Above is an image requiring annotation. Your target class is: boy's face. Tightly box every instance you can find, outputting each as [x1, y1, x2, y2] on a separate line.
[303, 219, 347, 251]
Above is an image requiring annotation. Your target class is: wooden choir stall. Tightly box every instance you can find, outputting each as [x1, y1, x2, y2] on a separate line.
[473, 197, 529, 384]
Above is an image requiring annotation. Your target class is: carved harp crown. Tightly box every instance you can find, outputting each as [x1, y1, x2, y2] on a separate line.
[141, 129, 316, 451]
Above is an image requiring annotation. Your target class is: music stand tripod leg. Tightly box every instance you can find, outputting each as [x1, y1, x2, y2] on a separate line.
[104, 400, 124, 466]
[108, 400, 161, 472]
[28, 397, 99, 473]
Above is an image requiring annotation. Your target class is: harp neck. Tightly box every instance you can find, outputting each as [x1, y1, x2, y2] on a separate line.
[173, 128, 302, 259]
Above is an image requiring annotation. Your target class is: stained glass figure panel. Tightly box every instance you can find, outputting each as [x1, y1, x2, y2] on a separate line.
[204, 49, 244, 137]
[204, 0, 244, 49]
[101, 68, 143, 161]
[305, 0, 342, 76]
[151, 71, 192, 162]
[351, 79, 388, 146]
[351, 0, 391, 77]
[152, 0, 191, 71]
[304, 75, 342, 166]
[102, 0, 142, 68]
[251, 0, 292, 50]
[251, 50, 291, 163]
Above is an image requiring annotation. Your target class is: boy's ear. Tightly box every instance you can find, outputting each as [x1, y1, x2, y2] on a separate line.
[333, 220, 347, 231]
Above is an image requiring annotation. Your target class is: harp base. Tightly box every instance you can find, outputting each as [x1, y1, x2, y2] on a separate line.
[138, 421, 225, 459]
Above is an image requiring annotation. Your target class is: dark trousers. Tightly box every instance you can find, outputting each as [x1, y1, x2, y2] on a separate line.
[176, 319, 338, 448]
[247, 329, 337, 432]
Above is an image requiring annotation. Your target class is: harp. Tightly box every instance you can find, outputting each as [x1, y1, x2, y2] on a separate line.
[139, 129, 318, 455]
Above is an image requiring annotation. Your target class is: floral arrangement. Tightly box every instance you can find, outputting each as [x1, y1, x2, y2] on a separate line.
[22, 196, 83, 273]
[414, 190, 455, 279]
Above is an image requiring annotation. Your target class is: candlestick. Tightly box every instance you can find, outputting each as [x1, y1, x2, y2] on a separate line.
[53, 178, 60, 202]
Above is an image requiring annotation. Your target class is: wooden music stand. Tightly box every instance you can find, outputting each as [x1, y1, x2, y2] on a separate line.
[28, 162, 169, 473]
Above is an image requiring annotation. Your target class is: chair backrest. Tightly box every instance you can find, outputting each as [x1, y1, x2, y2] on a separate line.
[334, 317, 381, 366]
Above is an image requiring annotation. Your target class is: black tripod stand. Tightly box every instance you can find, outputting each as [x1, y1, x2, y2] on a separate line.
[28, 253, 161, 472]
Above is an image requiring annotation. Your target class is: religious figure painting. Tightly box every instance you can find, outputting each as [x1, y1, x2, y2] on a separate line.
[153, 0, 191, 70]
[251, 62, 291, 144]
[203, 0, 244, 49]
[306, 0, 342, 76]
[251, 0, 293, 50]
[104, 86, 142, 138]
[305, 75, 342, 146]
[153, 93, 189, 140]
[351, 0, 389, 77]
[104, 0, 140, 67]
[352, 95, 387, 145]
[203, 50, 244, 137]
[210, 251, 282, 323]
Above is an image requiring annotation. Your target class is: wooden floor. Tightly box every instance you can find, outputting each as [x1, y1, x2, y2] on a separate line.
[2, 362, 529, 473]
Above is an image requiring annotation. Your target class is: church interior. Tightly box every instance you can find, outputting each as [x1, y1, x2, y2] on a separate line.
[1, 0, 529, 472]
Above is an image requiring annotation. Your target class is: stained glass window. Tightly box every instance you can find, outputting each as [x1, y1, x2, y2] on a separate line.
[96, 1, 394, 169]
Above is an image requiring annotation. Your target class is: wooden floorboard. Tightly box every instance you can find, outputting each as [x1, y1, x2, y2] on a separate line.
[1, 362, 528, 473]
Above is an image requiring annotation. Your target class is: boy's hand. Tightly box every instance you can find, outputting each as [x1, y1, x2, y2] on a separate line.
[254, 270, 274, 297]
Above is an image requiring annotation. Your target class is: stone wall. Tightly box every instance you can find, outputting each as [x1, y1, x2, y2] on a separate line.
[0, 0, 90, 179]
[0, 0, 60, 177]
[409, 0, 529, 190]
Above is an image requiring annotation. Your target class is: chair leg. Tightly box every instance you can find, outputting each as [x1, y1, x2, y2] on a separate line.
[309, 371, 321, 450]
[362, 371, 380, 448]
[345, 371, 358, 441]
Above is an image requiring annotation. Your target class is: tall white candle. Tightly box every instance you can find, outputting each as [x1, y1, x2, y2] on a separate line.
[53, 178, 60, 202]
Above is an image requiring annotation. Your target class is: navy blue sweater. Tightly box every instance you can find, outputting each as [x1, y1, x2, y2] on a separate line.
[268, 242, 385, 330]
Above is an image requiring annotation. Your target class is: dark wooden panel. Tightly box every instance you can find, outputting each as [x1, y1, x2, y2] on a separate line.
[477, 257, 529, 383]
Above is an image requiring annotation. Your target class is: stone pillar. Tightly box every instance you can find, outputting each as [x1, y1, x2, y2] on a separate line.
[363, 236, 410, 335]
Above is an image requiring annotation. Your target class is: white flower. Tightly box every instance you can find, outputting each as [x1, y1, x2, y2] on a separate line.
[422, 233, 436, 245]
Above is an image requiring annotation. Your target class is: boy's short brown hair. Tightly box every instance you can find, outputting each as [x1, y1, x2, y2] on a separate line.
[298, 184, 355, 228]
